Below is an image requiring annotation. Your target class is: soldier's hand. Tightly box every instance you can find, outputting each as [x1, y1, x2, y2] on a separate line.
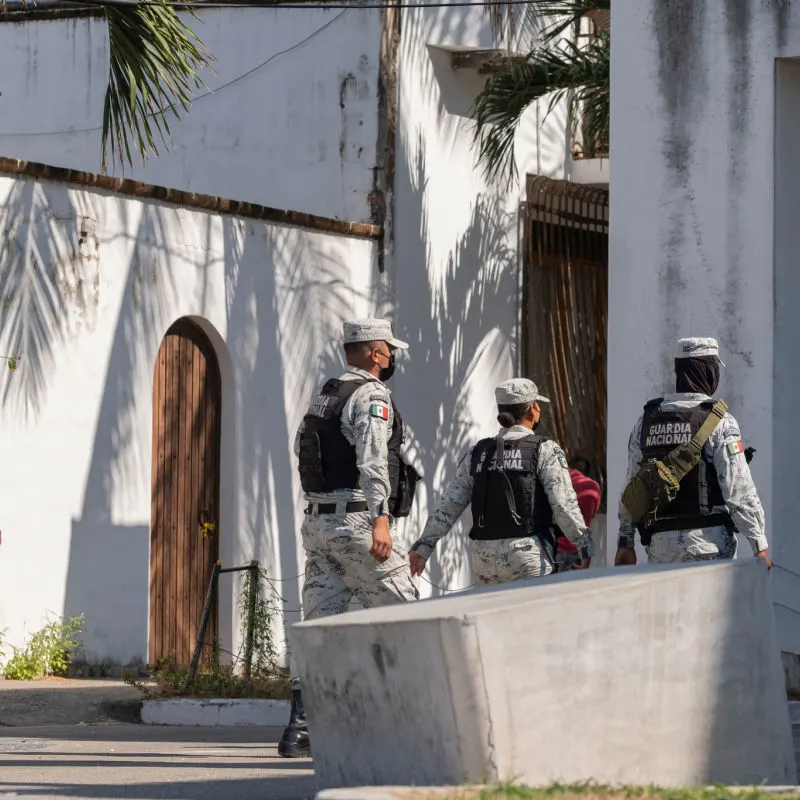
[370, 516, 392, 563]
[614, 546, 637, 566]
[570, 558, 591, 570]
[757, 549, 772, 571]
[409, 552, 426, 577]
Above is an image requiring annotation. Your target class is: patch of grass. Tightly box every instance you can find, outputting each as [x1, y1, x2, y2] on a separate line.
[432, 785, 800, 800]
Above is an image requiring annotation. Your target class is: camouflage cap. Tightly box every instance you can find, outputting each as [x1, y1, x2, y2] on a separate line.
[342, 318, 409, 350]
[676, 337, 725, 367]
[495, 378, 550, 406]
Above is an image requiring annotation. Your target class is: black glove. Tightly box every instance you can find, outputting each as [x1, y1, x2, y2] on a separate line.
[744, 446, 756, 464]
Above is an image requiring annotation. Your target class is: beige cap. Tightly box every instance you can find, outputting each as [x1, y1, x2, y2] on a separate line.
[342, 318, 408, 350]
[495, 378, 550, 406]
[676, 337, 725, 366]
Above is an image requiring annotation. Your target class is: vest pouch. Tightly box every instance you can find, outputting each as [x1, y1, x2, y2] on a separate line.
[390, 460, 420, 518]
[621, 459, 681, 525]
[298, 431, 326, 494]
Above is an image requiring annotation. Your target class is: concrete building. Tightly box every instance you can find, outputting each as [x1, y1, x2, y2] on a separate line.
[0, 3, 608, 668]
[610, 0, 800, 684]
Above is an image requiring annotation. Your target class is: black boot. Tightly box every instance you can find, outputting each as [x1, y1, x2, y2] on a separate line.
[278, 689, 311, 758]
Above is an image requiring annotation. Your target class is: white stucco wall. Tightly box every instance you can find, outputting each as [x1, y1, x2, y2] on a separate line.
[0, 8, 381, 221]
[610, 0, 800, 652]
[391, 3, 570, 595]
[0, 173, 376, 664]
[0, 1, 576, 663]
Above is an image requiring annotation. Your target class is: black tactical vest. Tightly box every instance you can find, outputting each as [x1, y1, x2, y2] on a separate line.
[468, 434, 559, 555]
[297, 378, 419, 518]
[638, 398, 731, 535]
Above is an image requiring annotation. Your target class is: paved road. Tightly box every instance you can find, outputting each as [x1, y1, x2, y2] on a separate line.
[1, 719, 798, 800]
[0, 723, 316, 800]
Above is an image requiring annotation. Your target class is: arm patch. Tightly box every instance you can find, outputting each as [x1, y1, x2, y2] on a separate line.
[370, 402, 390, 420]
[726, 440, 744, 457]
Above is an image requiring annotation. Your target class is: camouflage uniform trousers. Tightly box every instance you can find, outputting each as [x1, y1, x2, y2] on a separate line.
[290, 509, 419, 688]
[471, 536, 554, 586]
[645, 527, 738, 564]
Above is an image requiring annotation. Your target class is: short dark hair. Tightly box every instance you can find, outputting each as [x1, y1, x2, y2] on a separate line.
[570, 456, 590, 474]
[344, 340, 380, 357]
[496, 402, 532, 428]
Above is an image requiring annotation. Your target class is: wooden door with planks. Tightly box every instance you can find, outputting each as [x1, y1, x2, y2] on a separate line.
[522, 175, 609, 508]
[150, 318, 222, 668]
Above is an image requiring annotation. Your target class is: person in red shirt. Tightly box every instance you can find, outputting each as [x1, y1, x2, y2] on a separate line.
[556, 458, 601, 571]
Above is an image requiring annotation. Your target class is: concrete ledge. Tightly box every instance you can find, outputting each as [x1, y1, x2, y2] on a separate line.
[294, 559, 796, 790]
[140, 697, 289, 726]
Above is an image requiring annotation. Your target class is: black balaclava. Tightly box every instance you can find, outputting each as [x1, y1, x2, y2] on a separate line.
[675, 355, 720, 396]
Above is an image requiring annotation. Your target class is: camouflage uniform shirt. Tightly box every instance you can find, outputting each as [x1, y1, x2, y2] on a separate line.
[294, 366, 395, 518]
[410, 425, 594, 560]
[617, 392, 769, 559]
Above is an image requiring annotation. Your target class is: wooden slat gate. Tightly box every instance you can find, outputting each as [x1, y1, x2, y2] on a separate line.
[150, 318, 222, 668]
[522, 175, 609, 507]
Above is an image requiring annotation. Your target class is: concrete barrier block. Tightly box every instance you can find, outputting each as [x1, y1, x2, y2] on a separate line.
[292, 559, 795, 790]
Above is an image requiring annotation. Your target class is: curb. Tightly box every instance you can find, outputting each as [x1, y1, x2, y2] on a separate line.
[140, 697, 290, 727]
[316, 790, 457, 800]
[315, 788, 800, 800]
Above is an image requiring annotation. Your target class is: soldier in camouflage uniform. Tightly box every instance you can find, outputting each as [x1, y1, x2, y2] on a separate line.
[615, 337, 771, 568]
[408, 379, 593, 585]
[279, 318, 420, 759]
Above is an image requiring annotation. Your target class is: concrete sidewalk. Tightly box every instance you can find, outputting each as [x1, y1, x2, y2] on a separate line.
[0, 678, 143, 728]
[0, 722, 316, 800]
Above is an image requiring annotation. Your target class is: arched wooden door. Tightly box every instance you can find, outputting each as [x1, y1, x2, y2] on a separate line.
[150, 318, 221, 667]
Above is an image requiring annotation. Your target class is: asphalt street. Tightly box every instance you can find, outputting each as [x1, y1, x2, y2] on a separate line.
[0, 723, 317, 800]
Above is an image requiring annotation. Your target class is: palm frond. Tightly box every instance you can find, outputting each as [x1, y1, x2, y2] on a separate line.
[487, 0, 609, 52]
[471, 29, 609, 187]
[520, 0, 610, 42]
[102, 0, 214, 173]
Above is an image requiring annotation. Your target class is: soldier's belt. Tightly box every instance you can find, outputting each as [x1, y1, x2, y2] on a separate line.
[641, 512, 734, 536]
[305, 501, 369, 515]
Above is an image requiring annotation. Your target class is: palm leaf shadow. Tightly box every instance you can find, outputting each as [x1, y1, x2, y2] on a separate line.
[0, 180, 89, 421]
[394, 136, 518, 594]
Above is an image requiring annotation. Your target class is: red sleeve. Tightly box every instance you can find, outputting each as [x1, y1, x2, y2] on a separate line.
[569, 470, 602, 526]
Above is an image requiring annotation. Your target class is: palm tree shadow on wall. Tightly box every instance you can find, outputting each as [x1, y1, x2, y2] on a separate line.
[392, 136, 518, 595]
[63, 201, 187, 666]
[0, 179, 81, 420]
[222, 215, 372, 662]
[0, 177, 163, 664]
[224, 218, 299, 655]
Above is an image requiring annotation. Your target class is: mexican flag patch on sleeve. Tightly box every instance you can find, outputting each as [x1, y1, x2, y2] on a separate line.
[726, 440, 744, 457]
[370, 403, 390, 420]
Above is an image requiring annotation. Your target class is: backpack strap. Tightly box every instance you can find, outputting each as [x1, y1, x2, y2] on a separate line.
[688, 399, 728, 454]
[662, 399, 728, 487]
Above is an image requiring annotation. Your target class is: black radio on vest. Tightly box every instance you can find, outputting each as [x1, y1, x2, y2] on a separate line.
[297, 378, 419, 518]
[638, 398, 732, 541]
[468, 434, 559, 556]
